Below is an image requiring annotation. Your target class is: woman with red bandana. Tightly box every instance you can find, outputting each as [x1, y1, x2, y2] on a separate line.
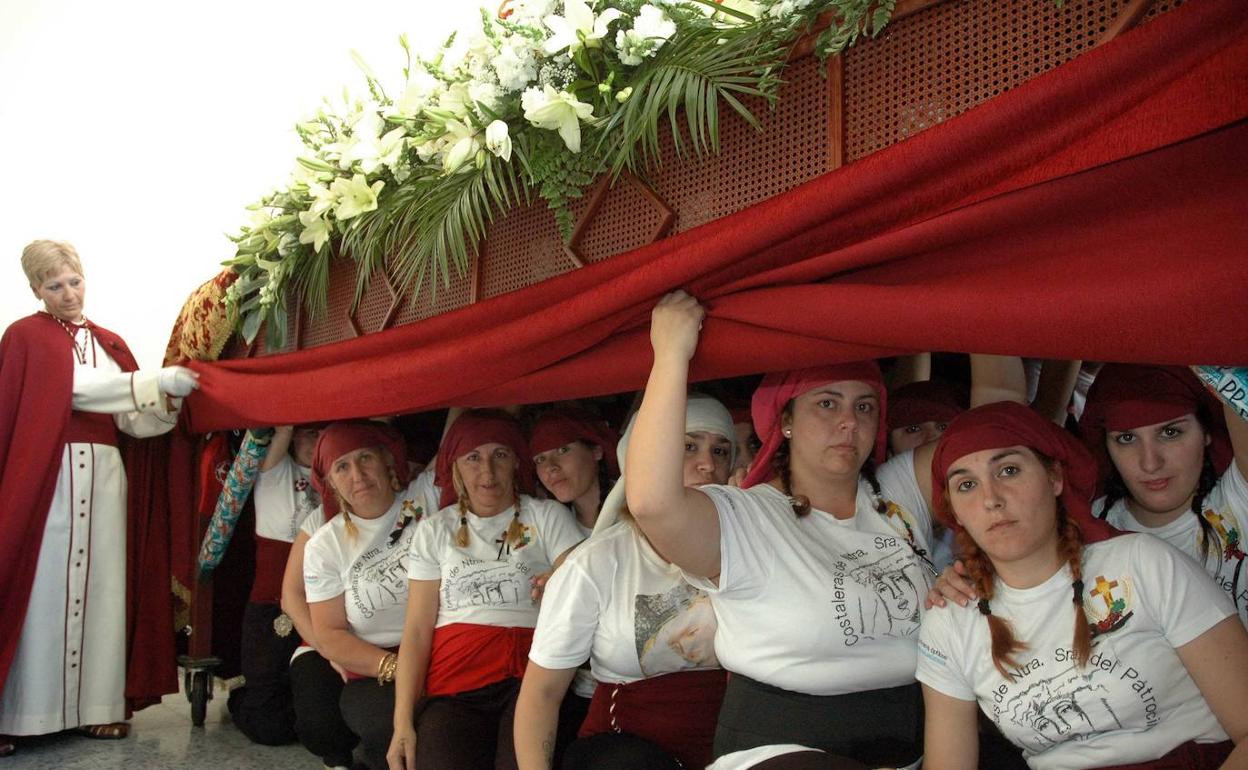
[300, 421, 426, 770]
[387, 410, 584, 770]
[1081, 365, 1248, 627]
[529, 407, 620, 537]
[624, 292, 1019, 769]
[917, 401, 1248, 769]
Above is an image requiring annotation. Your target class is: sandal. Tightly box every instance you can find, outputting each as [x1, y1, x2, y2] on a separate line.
[0, 735, 14, 757]
[78, 722, 130, 740]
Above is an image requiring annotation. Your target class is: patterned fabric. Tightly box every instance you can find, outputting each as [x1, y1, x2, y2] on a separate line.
[163, 269, 237, 366]
[197, 429, 272, 573]
[1193, 366, 1248, 423]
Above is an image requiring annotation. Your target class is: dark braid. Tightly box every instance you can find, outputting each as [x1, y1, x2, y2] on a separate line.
[1191, 453, 1220, 562]
[1097, 469, 1129, 521]
[773, 439, 811, 517]
[861, 457, 889, 514]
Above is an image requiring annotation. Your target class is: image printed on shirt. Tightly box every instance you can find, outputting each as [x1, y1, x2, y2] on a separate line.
[1204, 506, 1247, 608]
[634, 584, 719, 676]
[290, 469, 321, 540]
[441, 557, 534, 611]
[1084, 573, 1135, 639]
[832, 542, 924, 646]
[348, 538, 411, 620]
[1001, 663, 1125, 752]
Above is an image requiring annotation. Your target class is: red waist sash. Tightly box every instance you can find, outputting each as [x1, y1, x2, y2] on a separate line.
[249, 536, 293, 604]
[65, 410, 118, 447]
[1095, 740, 1233, 770]
[580, 668, 728, 769]
[425, 623, 533, 697]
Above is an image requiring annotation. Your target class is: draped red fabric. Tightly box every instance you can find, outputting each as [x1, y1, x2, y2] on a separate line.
[185, 0, 1248, 432]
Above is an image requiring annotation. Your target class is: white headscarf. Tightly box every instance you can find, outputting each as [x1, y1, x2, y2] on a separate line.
[592, 393, 737, 536]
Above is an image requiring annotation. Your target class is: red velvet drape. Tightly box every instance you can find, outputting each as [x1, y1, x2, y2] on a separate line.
[187, 0, 1248, 433]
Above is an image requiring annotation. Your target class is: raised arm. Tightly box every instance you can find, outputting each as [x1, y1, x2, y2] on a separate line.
[626, 292, 722, 579]
[1031, 360, 1082, 426]
[387, 579, 440, 770]
[514, 662, 577, 770]
[262, 426, 294, 472]
[280, 530, 316, 647]
[1224, 401, 1248, 482]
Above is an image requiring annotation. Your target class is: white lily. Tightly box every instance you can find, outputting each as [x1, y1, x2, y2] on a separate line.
[442, 119, 483, 173]
[485, 120, 512, 161]
[377, 126, 408, 172]
[395, 71, 442, 117]
[616, 4, 676, 65]
[305, 181, 336, 217]
[298, 211, 332, 253]
[543, 0, 623, 56]
[522, 84, 594, 152]
[331, 173, 384, 220]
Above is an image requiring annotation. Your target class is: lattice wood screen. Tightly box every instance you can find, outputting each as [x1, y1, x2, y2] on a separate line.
[227, 0, 1181, 359]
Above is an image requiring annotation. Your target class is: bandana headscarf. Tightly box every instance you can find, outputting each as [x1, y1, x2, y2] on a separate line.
[931, 401, 1117, 544]
[744, 362, 888, 489]
[593, 394, 737, 536]
[888, 379, 967, 431]
[1080, 364, 1232, 484]
[311, 421, 410, 519]
[435, 409, 535, 510]
[529, 408, 621, 477]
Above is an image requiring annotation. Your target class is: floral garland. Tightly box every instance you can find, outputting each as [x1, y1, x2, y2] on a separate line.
[225, 0, 897, 346]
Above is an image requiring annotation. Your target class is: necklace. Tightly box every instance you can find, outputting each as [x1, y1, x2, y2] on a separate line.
[54, 316, 90, 365]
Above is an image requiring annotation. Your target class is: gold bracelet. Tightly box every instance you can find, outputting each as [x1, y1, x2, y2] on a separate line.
[377, 652, 398, 686]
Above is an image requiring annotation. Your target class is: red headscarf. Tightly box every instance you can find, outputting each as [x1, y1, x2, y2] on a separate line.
[311, 421, 410, 518]
[435, 409, 535, 509]
[887, 379, 967, 431]
[931, 401, 1117, 544]
[1080, 364, 1232, 484]
[529, 408, 620, 477]
[744, 362, 888, 489]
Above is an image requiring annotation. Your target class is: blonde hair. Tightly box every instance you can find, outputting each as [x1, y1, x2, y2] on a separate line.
[330, 447, 398, 541]
[22, 240, 84, 286]
[452, 465, 526, 549]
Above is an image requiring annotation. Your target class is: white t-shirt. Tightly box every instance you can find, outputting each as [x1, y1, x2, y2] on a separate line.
[531, 521, 721, 685]
[255, 455, 321, 543]
[917, 534, 1233, 770]
[298, 469, 439, 540]
[408, 495, 584, 629]
[1096, 463, 1248, 627]
[689, 450, 934, 696]
[302, 494, 423, 647]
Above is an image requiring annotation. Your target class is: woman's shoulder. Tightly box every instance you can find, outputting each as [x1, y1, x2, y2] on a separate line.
[566, 521, 634, 565]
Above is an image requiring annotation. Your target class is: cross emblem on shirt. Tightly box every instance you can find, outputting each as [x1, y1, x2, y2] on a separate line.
[1091, 575, 1118, 611]
[1206, 510, 1232, 540]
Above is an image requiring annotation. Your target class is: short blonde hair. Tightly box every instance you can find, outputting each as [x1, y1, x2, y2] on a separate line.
[22, 240, 84, 286]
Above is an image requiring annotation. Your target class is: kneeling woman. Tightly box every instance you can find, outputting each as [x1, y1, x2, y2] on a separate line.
[918, 401, 1248, 769]
[515, 395, 737, 770]
[303, 422, 423, 770]
[388, 410, 585, 770]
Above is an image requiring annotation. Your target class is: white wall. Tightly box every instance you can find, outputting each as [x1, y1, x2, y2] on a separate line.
[1, 0, 482, 367]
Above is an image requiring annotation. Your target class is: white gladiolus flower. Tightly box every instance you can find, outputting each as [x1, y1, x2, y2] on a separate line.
[494, 36, 539, 92]
[543, 0, 623, 56]
[468, 80, 502, 114]
[485, 120, 512, 161]
[522, 84, 594, 153]
[615, 4, 676, 65]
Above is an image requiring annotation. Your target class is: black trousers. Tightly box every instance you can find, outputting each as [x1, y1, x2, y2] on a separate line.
[228, 602, 300, 745]
[410, 678, 523, 770]
[290, 650, 358, 767]
[562, 732, 681, 770]
[340, 678, 397, 770]
[713, 675, 923, 768]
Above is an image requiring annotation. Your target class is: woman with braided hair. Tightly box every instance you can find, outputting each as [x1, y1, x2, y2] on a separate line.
[917, 401, 1248, 770]
[387, 409, 584, 770]
[624, 292, 1022, 769]
[1081, 365, 1248, 627]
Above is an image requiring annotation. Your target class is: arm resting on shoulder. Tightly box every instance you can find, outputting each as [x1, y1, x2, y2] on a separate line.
[514, 662, 577, 770]
[281, 531, 316, 647]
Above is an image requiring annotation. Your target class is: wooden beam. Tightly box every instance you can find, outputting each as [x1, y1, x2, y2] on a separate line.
[827, 53, 846, 170]
[1095, 0, 1156, 47]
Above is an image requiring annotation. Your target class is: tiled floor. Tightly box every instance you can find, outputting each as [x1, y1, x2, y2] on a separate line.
[4, 686, 315, 770]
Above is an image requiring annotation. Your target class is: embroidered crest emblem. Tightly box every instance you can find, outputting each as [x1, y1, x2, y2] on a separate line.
[1206, 509, 1245, 561]
[1085, 574, 1134, 638]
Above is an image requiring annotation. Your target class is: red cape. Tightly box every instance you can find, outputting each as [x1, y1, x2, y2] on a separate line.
[0, 312, 175, 708]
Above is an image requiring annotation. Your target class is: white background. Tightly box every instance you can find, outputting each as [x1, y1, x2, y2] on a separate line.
[1, 0, 481, 367]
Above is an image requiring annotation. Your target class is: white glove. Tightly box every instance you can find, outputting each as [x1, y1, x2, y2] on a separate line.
[158, 366, 199, 397]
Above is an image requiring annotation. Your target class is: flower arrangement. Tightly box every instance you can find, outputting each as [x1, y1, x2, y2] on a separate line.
[225, 0, 898, 345]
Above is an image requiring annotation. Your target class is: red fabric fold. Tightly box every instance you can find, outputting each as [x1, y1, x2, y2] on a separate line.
[424, 623, 533, 697]
[185, 0, 1248, 432]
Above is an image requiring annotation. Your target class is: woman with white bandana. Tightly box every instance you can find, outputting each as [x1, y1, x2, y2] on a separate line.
[515, 394, 735, 770]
